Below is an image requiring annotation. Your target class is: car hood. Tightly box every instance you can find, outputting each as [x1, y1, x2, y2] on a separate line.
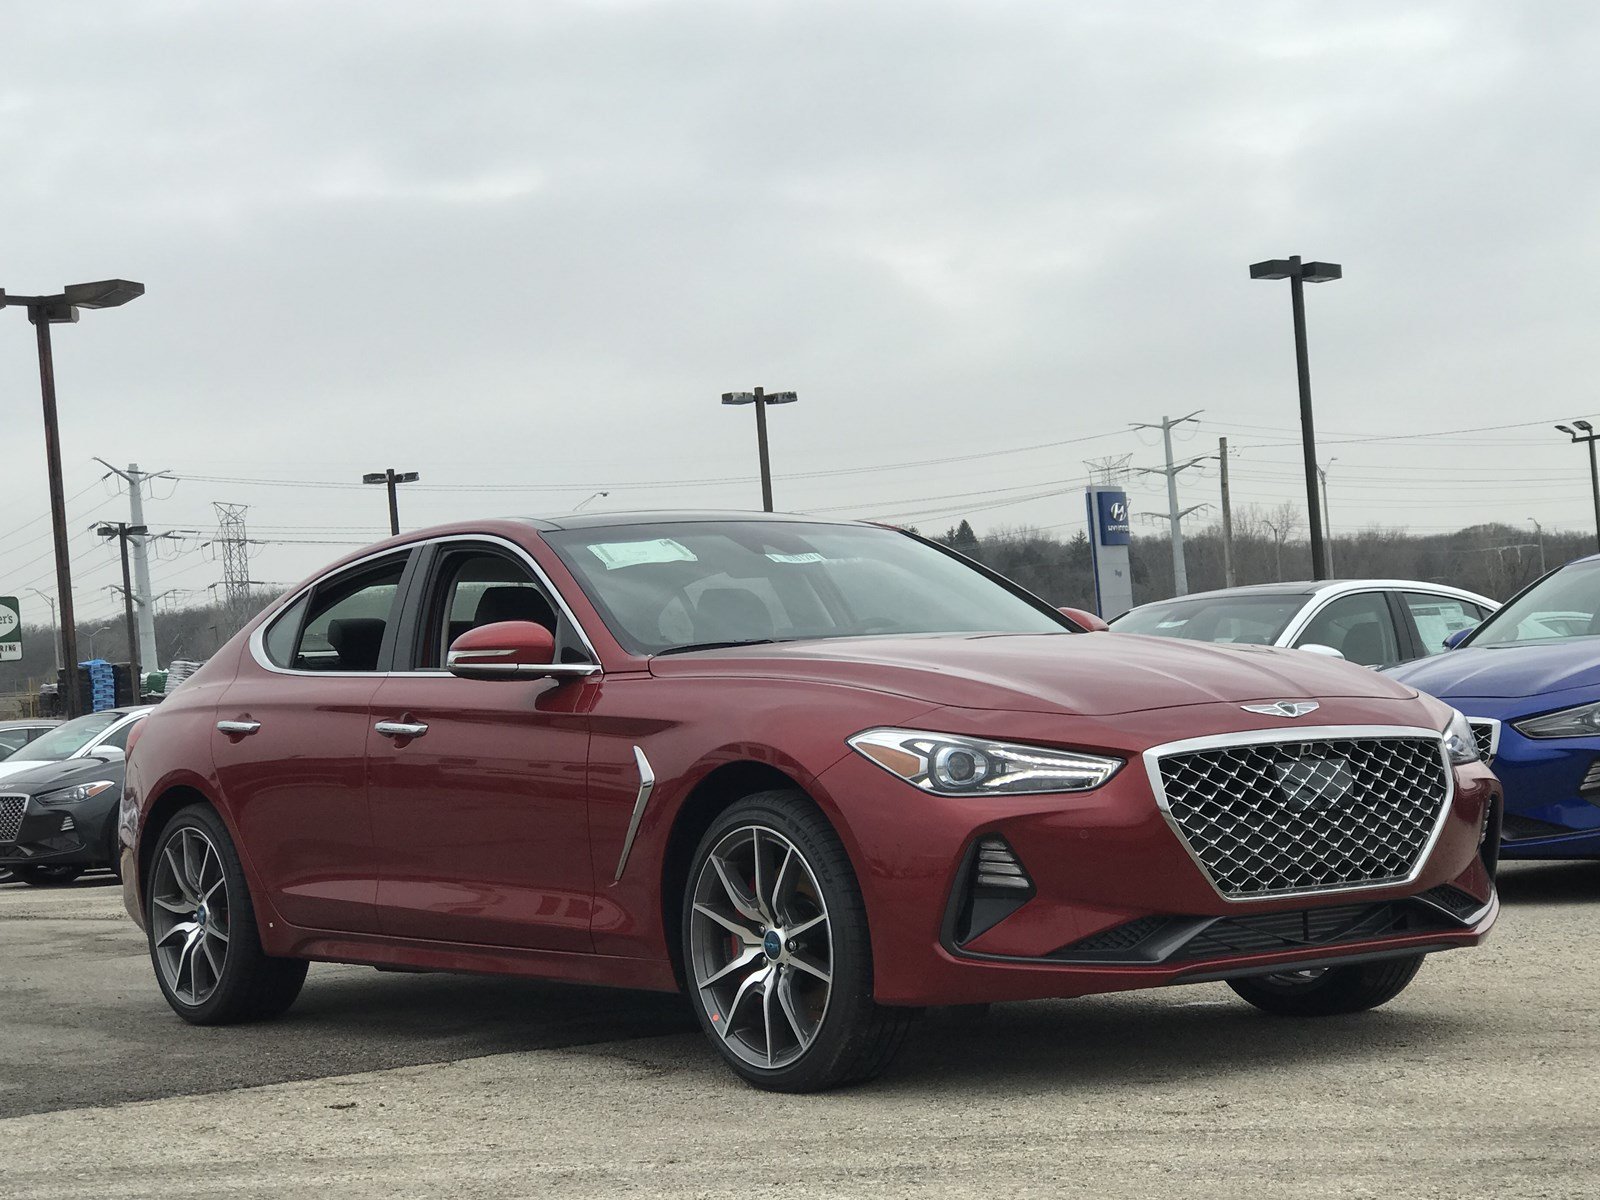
[0, 754, 124, 795]
[647, 632, 1421, 716]
[1388, 640, 1600, 700]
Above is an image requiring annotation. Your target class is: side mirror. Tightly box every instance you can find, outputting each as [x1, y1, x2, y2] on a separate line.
[93, 744, 125, 760]
[1299, 643, 1346, 660]
[446, 621, 600, 682]
[1443, 627, 1476, 650]
[1058, 606, 1110, 632]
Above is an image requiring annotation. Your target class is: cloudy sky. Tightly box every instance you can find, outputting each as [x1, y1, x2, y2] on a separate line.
[2, 0, 1597, 628]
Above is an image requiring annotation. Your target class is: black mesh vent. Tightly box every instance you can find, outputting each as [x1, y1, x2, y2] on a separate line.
[1069, 916, 1169, 954]
[1419, 883, 1487, 920]
[1501, 813, 1572, 841]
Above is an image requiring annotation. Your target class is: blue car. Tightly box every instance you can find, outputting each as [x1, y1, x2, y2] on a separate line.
[1389, 555, 1600, 858]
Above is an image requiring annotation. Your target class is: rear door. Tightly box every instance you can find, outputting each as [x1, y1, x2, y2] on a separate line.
[1398, 591, 1492, 660]
[367, 539, 597, 951]
[212, 551, 415, 934]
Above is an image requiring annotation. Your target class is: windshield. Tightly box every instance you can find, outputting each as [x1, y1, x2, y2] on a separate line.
[1470, 560, 1600, 647]
[9, 711, 124, 762]
[1110, 593, 1306, 645]
[544, 520, 1069, 654]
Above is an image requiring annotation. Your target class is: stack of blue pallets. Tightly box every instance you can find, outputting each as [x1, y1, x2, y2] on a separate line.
[81, 659, 117, 712]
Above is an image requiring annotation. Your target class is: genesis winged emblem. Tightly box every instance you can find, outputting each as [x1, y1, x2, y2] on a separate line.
[1241, 701, 1321, 719]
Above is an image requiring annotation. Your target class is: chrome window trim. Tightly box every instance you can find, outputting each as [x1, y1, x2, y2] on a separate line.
[248, 534, 603, 679]
[612, 746, 655, 884]
[1141, 724, 1456, 905]
[1467, 716, 1501, 762]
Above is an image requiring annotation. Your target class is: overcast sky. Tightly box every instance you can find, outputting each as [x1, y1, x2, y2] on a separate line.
[2, 0, 1598, 627]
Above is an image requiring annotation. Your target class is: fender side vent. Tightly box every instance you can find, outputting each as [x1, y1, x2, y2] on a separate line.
[949, 836, 1035, 947]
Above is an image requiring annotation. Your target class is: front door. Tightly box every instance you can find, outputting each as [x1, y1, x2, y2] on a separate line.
[368, 543, 596, 951]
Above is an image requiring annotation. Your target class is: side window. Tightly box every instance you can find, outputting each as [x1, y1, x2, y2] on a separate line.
[0, 730, 30, 759]
[98, 718, 140, 752]
[262, 594, 310, 669]
[419, 550, 558, 669]
[1403, 592, 1483, 657]
[1295, 593, 1401, 668]
[293, 558, 408, 672]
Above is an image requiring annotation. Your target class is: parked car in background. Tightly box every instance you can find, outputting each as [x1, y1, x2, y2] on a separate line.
[0, 719, 60, 761]
[0, 751, 128, 885]
[122, 513, 1499, 1092]
[1109, 580, 1497, 669]
[0, 708, 147, 784]
[1389, 556, 1600, 857]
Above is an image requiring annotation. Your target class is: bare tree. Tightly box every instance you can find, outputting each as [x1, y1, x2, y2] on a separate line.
[1260, 502, 1302, 582]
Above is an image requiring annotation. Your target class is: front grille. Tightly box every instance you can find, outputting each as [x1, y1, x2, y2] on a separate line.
[1469, 719, 1499, 762]
[1155, 735, 1450, 899]
[0, 795, 25, 843]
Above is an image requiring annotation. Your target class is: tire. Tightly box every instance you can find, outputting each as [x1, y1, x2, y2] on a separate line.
[681, 789, 916, 1092]
[13, 864, 85, 887]
[1227, 954, 1426, 1017]
[145, 804, 308, 1025]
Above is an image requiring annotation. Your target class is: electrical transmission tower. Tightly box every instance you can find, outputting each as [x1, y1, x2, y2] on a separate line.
[213, 502, 252, 626]
[1083, 454, 1133, 488]
[1132, 411, 1208, 597]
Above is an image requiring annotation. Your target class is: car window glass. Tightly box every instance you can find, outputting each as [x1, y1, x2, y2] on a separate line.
[1472, 560, 1600, 646]
[7, 712, 123, 761]
[423, 550, 556, 668]
[294, 558, 407, 672]
[96, 717, 140, 752]
[1110, 594, 1305, 644]
[262, 594, 309, 668]
[1294, 593, 1401, 667]
[0, 730, 30, 758]
[1403, 593, 1482, 656]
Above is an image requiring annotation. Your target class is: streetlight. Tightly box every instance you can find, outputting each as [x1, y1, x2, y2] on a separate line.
[1317, 456, 1338, 576]
[1555, 422, 1600, 553]
[574, 490, 609, 512]
[1527, 517, 1548, 574]
[0, 278, 145, 716]
[362, 468, 420, 536]
[721, 387, 798, 512]
[1249, 255, 1342, 580]
[25, 588, 60, 675]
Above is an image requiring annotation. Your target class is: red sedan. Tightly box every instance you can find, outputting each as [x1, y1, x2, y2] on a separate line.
[120, 513, 1499, 1091]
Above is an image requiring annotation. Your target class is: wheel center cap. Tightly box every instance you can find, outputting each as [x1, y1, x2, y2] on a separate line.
[195, 904, 206, 927]
[762, 929, 783, 960]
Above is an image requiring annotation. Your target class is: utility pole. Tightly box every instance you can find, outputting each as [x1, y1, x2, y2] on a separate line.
[1218, 437, 1235, 587]
[94, 522, 146, 693]
[1528, 517, 1547, 574]
[1317, 457, 1337, 576]
[362, 468, 420, 536]
[1133, 411, 1207, 596]
[94, 460, 170, 675]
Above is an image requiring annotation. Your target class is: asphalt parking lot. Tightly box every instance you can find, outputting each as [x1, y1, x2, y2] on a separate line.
[3, 864, 1598, 1200]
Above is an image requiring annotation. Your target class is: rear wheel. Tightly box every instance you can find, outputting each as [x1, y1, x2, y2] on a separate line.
[13, 864, 84, 887]
[1228, 954, 1426, 1016]
[682, 790, 916, 1092]
[146, 805, 307, 1024]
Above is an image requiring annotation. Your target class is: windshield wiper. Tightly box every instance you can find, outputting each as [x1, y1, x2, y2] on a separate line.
[655, 638, 786, 656]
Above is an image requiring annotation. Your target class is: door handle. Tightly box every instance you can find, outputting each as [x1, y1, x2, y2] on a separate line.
[375, 720, 428, 739]
[216, 720, 261, 736]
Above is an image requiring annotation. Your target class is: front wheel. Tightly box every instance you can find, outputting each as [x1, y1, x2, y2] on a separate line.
[682, 790, 915, 1092]
[146, 805, 308, 1024]
[1228, 954, 1426, 1017]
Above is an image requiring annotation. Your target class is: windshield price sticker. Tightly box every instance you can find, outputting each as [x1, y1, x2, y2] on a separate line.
[588, 539, 699, 570]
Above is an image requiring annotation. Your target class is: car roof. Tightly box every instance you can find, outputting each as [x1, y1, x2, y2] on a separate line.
[1132, 579, 1498, 606]
[0, 718, 58, 729]
[513, 510, 865, 532]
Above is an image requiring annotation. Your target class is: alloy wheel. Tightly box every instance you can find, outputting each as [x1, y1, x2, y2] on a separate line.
[688, 825, 833, 1070]
[150, 826, 231, 1007]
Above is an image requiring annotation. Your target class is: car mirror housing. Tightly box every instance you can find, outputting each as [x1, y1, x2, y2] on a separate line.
[1058, 606, 1110, 633]
[93, 744, 126, 760]
[1298, 643, 1346, 660]
[1443, 627, 1476, 650]
[446, 621, 600, 682]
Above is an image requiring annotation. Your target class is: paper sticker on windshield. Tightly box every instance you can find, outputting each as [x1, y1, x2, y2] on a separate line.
[588, 539, 698, 570]
[766, 551, 825, 564]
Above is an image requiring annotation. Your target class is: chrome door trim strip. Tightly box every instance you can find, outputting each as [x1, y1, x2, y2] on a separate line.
[612, 746, 656, 884]
[1140, 724, 1456, 905]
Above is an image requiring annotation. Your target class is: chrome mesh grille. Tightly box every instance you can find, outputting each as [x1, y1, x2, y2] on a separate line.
[0, 795, 25, 843]
[1468, 720, 1498, 762]
[1155, 736, 1450, 899]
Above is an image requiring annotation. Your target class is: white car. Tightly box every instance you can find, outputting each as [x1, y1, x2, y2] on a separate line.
[0, 707, 149, 784]
[1108, 580, 1498, 669]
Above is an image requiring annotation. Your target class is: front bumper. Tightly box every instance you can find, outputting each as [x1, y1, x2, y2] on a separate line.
[819, 707, 1500, 1006]
[0, 792, 119, 869]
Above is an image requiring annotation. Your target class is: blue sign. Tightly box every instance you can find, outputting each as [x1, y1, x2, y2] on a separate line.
[1096, 490, 1131, 545]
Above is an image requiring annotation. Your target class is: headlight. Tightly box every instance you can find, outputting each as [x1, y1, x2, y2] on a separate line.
[1443, 709, 1480, 765]
[1513, 701, 1600, 739]
[848, 728, 1121, 796]
[35, 780, 117, 807]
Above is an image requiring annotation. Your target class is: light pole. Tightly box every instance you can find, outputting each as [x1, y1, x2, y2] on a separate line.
[1555, 422, 1600, 553]
[25, 588, 60, 675]
[1527, 517, 1547, 574]
[574, 490, 609, 512]
[87, 626, 115, 661]
[0, 279, 144, 715]
[1317, 456, 1338, 576]
[721, 387, 797, 512]
[362, 468, 420, 536]
[1249, 255, 1342, 580]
